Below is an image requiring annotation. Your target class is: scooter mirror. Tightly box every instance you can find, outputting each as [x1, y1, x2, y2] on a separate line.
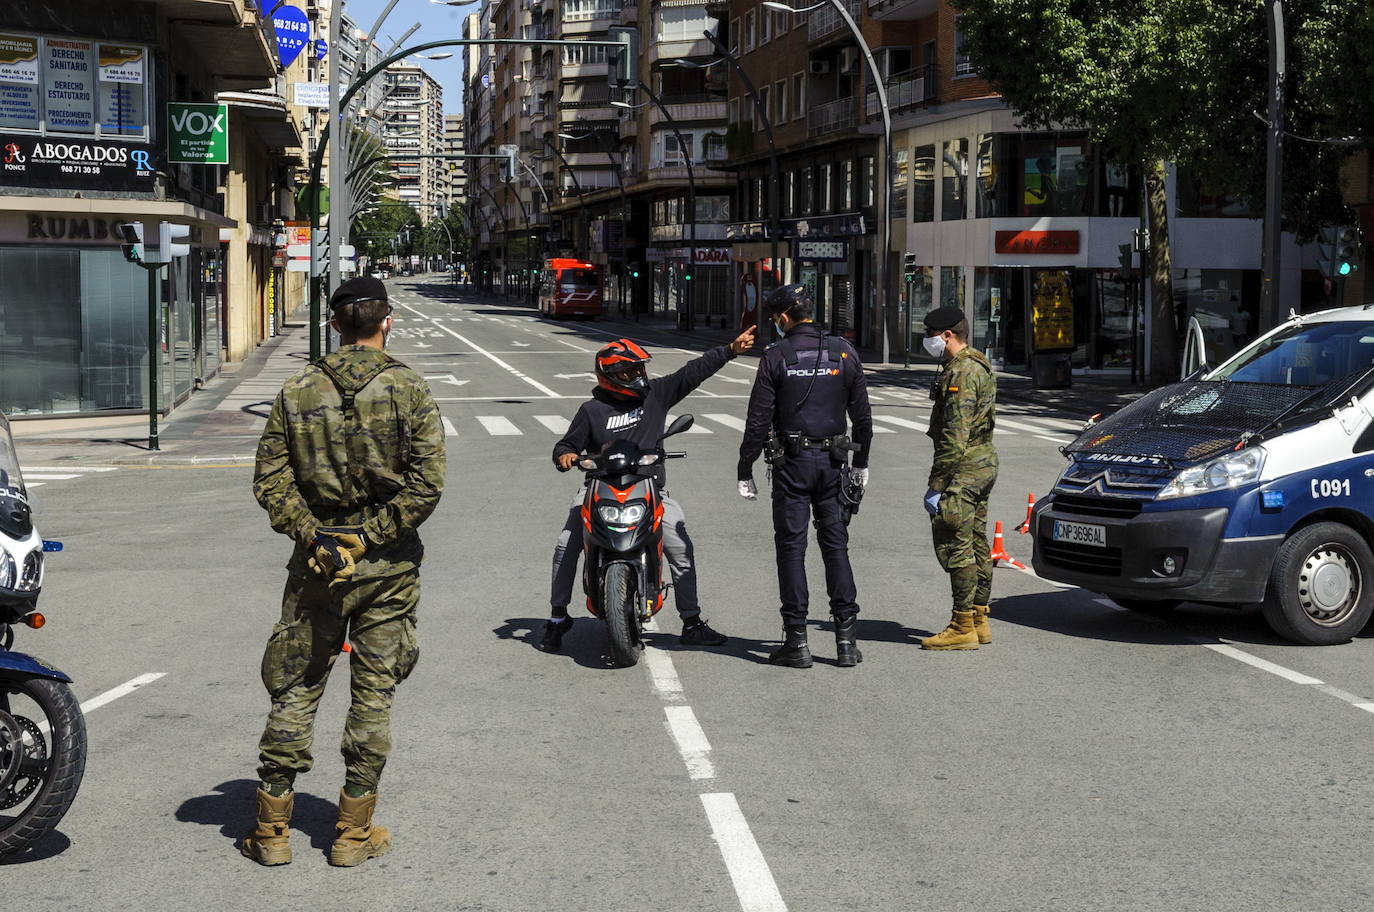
[664, 414, 694, 438]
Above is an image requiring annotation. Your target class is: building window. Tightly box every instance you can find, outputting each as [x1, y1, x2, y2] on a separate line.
[801, 165, 814, 215]
[776, 8, 789, 36]
[941, 138, 968, 220]
[758, 85, 769, 127]
[563, 0, 618, 21]
[562, 42, 609, 65]
[785, 170, 797, 217]
[657, 6, 714, 42]
[774, 80, 787, 125]
[761, 7, 771, 44]
[860, 156, 875, 207]
[662, 132, 692, 167]
[792, 72, 805, 121]
[912, 144, 935, 222]
[841, 159, 854, 210]
[891, 150, 907, 220]
[820, 163, 834, 214]
[703, 132, 725, 161]
[0, 33, 151, 140]
[729, 18, 740, 51]
[954, 15, 973, 76]
[744, 11, 756, 52]
[727, 97, 739, 125]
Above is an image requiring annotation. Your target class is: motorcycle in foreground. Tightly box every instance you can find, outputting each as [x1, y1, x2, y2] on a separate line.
[0, 411, 85, 857]
[577, 414, 694, 667]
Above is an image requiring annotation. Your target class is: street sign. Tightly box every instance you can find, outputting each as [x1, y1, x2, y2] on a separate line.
[271, 5, 311, 69]
[167, 102, 228, 164]
[287, 258, 356, 275]
[292, 82, 329, 109]
[314, 39, 328, 61]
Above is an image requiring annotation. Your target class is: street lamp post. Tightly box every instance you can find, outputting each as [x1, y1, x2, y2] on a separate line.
[1260, 0, 1286, 330]
[763, 0, 891, 361]
[615, 86, 699, 332]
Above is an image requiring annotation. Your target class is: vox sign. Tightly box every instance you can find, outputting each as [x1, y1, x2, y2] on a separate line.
[167, 103, 229, 165]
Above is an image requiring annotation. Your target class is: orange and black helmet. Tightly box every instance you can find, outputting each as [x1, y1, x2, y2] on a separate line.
[595, 338, 652, 399]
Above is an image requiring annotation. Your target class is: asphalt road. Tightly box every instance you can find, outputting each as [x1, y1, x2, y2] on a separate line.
[8, 279, 1374, 912]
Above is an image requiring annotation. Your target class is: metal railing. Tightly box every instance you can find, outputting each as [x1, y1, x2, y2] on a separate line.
[865, 64, 937, 116]
[808, 96, 856, 137]
[809, 0, 861, 41]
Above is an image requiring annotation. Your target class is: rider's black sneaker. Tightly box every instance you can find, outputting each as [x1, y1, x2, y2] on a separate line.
[680, 618, 728, 647]
[537, 617, 574, 653]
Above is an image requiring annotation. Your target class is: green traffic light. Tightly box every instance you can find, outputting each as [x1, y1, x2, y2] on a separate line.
[1339, 262, 1354, 277]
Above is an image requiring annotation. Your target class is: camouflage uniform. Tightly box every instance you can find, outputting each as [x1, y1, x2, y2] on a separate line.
[252, 344, 445, 793]
[927, 347, 999, 612]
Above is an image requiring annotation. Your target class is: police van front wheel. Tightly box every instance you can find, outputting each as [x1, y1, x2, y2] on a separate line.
[1261, 522, 1374, 645]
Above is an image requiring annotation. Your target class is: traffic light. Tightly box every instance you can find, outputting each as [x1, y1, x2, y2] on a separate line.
[607, 26, 639, 90]
[1117, 243, 1133, 282]
[498, 144, 519, 182]
[629, 262, 641, 279]
[436, 199, 449, 220]
[117, 222, 144, 264]
[159, 222, 191, 260]
[903, 252, 916, 284]
[1335, 226, 1360, 278]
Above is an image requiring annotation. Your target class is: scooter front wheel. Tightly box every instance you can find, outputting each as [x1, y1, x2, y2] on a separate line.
[603, 563, 643, 668]
[0, 674, 87, 857]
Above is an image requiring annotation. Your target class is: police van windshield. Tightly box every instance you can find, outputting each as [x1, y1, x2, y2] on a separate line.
[0, 412, 23, 492]
[559, 269, 598, 287]
[1212, 321, 1374, 387]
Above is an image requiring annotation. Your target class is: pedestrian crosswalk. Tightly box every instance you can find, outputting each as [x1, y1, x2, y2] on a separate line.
[19, 465, 118, 489]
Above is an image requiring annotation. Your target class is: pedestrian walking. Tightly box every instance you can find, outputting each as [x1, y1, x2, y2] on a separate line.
[919, 305, 999, 650]
[243, 276, 446, 867]
[737, 284, 873, 668]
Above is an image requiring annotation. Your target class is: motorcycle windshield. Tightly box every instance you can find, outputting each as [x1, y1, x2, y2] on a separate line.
[0, 411, 24, 493]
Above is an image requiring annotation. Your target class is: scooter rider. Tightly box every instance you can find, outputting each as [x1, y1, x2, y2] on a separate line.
[737, 284, 873, 668]
[540, 328, 757, 652]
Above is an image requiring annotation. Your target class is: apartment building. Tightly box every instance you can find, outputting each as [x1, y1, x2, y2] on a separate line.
[382, 63, 445, 221]
[443, 114, 468, 212]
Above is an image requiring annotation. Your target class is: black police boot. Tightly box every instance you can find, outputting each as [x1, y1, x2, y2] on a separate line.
[680, 617, 728, 647]
[537, 616, 574, 653]
[834, 615, 862, 667]
[768, 625, 812, 668]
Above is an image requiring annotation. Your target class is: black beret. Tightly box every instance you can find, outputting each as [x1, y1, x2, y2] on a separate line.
[923, 305, 965, 332]
[329, 276, 388, 311]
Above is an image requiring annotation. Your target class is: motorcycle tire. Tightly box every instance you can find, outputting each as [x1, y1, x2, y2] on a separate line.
[0, 675, 87, 857]
[603, 563, 643, 668]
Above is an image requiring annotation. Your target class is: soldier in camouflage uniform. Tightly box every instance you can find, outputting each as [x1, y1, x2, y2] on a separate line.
[918, 306, 998, 651]
[241, 276, 445, 867]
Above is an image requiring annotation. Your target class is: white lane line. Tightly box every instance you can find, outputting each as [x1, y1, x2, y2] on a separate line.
[997, 416, 1070, 436]
[643, 647, 684, 702]
[1202, 644, 1324, 685]
[22, 474, 81, 481]
[872, 427, 896, 433]
[703, 413, 748, 432]
[664, 706, 716, 780]
[700, 793, 788, 912]
[441, 417, 459, 438]
[393, 300, 562, 397]
[39, 672, 166, 735]
[27, 482, 45, 488]
[22, 466, 118, 473]
[477, 416, 522, 436]
[1035, 435, 1066, 445]
[535, 415, 570, 434]
[873, 414, 928, 432]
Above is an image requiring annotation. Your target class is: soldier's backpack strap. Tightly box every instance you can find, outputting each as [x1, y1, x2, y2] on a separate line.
[827, 335, 844, 363]
[316, 357, 407, 507]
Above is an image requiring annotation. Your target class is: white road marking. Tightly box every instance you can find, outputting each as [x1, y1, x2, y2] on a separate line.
[643, 646, 684, 702]
[997, 416, 1069, 436]
[477, 416, 522, 436]
[664, 706, 716, 780]
[535, 415, 570, 434]
[21, 474, 81, 481]
[1202, 644, 1324, 685]
[22, 466, 117, 473]
[700, 793, 789, 912]
[38, 672, 166, 735]
[441, 417, 459, 438]
[703, 413, 748, 432]
[873, 415, 928, 432]
[394, 301, 561, 397]
[872, 426, 896, 433]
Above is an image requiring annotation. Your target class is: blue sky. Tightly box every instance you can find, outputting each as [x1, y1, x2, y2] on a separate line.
[340, 0, 475, 114]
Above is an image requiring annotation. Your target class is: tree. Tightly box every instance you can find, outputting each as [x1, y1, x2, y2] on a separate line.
[952, 0, 1374, 384]
[352, 203, 421, 263]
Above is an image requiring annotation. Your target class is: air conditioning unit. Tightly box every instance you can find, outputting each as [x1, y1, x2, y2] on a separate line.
[255, 202, 272, 226]
[839, 48, 859, 74]
[808, 59, 830, 75]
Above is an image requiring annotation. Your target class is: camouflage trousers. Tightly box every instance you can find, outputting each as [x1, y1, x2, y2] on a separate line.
[256, 570, 420, 793]
[930, 479, 995, 612]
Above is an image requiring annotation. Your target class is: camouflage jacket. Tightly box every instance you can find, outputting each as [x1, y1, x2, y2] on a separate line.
[253, 345, 446, 578]
[927, 346, 998, 493]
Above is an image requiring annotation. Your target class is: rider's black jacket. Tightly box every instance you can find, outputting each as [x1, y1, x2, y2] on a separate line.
[553, 344, 736, 482]
[737, 322, 873, 480]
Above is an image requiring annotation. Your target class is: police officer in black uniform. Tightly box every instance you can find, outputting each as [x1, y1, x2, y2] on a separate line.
[737, 284, 874, 668]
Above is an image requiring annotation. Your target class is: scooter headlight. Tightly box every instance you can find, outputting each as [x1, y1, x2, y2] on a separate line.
[0, 549, 14, 590]
[18, 550, 41, 591]
[1158, 447, 1265, 500]
[598, 503, 647, 525]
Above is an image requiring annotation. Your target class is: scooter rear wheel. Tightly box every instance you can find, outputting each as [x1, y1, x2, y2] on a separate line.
[603, 563, 643, 668]
[0, 674, 86, 857]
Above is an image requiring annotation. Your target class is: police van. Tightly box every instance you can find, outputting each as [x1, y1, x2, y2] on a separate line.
[1033, 305, 1374, 645]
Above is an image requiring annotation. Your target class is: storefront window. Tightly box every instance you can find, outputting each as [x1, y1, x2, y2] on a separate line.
[891, 150, 907, 220]
[1090, 268, 1137, 370]
[912, 143, 934, 222]
[1176, 172, 1253, 218]
[975, 134, 996, 218]
[801, 166, 814, 215]
[1174, 268, 1261, 363]
[985, 132, 1107, 217]
[941, 138, 968, 220]
[860, 156, 874, 208]
[905, 265, 933, 356]
[940, 265, 965, 313]
[820, 162, 834, 214]
[0, 33, 150, 139]
[841, 160, 854, 211]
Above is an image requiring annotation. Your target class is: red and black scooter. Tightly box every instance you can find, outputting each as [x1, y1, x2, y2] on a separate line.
[576, 414, 694, 667]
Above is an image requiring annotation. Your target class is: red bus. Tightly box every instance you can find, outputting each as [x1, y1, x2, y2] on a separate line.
[538, 258, 603, 319]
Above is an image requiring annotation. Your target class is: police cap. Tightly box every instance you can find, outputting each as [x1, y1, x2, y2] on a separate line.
[764, 283, 813, 318]
[923, 305, 965, 333]
[329, 276, 389, 311]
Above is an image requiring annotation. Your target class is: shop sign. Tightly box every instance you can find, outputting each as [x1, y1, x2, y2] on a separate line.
[0, 34, 41, 131]
[167, 102, 228, 164]
[271, 6, 311, 69]
[1031, 269, 1075, 352]
[292, 82, 329, 109]
[1, 132, 155, 189]
[692, 247, 730, 265]
[285, 221, 311, 246]
[995, 230, 1080, 256]
[0, 211, 139, 245]
[795, 239, 849, 262]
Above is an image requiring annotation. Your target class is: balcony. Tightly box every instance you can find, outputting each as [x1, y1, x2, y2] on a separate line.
[808, 0, 861, 42]
[651, 223, 728, 242]
[647, 98, 726, 127]
[808, 96, 856, 137]
[647, 35, 714, 66]
[866, 0, 937, 19]
[865, 65, 937, 116]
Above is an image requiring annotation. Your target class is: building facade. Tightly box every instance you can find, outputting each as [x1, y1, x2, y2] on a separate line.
[443, 113, 468, 211]
[382, 63, 445, 220]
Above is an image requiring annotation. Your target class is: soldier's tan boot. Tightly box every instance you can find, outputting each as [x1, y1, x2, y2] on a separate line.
[240, 788, 294, 866]
[328, 791, 392, 867]
[973, 604, 992, 645]
[920, 610, 981, 651]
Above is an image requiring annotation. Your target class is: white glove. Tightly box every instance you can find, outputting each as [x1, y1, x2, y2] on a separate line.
[738, 479, 758, 501]
[852, 468, 869, 487]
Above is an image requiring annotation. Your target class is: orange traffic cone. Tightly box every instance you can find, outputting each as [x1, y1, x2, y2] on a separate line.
[1014, 493, 1035, 534]
[342, 641, 352, 654]
[990, 521, 1028, 571]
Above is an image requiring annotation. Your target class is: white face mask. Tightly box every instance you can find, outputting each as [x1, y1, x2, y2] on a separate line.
[922, 333, 947, 359]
